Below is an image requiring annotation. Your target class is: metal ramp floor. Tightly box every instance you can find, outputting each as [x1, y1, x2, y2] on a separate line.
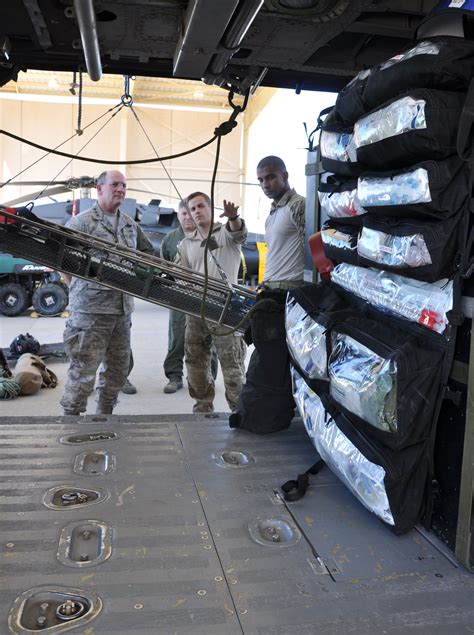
[1, 415, 473, 634]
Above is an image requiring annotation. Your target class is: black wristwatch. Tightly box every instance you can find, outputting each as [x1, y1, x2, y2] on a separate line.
[228, 214, 240, 221]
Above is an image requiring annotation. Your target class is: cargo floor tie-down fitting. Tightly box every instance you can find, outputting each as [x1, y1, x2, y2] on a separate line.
[0, 208, 256, 331]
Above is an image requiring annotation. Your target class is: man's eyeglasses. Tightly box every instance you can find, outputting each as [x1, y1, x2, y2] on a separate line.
[106, 181, 127, 189]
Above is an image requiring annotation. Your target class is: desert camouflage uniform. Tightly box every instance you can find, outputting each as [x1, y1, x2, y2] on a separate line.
[161, 226, 219, 384]
[185, 316, 246, 412]
[179, 220, 247, 413]
[60, 204, 154, 413]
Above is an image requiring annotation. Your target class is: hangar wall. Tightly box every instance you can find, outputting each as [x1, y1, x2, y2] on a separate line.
[0, 96, 245, 215]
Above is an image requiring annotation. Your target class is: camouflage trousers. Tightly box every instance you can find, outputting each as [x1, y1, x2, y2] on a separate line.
[185, 316, 246, 413]
[60, 312, 131, 413]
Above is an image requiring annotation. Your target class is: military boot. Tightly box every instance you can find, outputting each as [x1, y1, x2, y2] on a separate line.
[96, 404, 113, 415]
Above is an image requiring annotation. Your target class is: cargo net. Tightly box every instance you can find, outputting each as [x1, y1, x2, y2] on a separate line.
[0, 208, 256, 332]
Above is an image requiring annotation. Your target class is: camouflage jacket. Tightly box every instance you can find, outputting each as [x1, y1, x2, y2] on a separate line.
[66, 204, 154, 315]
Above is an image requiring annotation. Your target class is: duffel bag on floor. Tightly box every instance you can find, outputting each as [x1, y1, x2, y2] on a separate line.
[229, 289, 295, 434]
[13, 353, 58, 396]
[357, 156, 469, 219]
[354, 89, 465, 170]
[292, 368, 431, 534]
[327, 314, 445, 448]
[356, 211, 464, 282]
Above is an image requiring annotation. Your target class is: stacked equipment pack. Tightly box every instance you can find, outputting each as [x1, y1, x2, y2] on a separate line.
[286, 35, 473, 534]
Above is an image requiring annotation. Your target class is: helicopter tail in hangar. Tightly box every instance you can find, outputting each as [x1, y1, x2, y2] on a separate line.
[0, 207, 256, 332]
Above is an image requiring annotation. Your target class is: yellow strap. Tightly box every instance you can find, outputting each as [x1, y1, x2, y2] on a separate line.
[256, 241, 267, 284]
[240, 250, 247, 283]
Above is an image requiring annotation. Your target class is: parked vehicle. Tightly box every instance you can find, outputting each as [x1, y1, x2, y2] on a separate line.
[0, 253, 67, 316]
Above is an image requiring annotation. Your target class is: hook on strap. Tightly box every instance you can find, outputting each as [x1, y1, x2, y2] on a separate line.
[121, 75, 133, 107]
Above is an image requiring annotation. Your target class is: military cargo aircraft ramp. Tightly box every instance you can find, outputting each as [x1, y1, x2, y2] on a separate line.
[1, 415, 473, 634]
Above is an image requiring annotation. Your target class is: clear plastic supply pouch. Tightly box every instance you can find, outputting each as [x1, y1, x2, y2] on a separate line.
[354, 90, 465, 170]
[356, 212, 463, 282]
[318, 175, 367, 221]
[331, 263, 453, 334]
[326, 315, 445, 449]
[358, 167, 431, 208]
[292, 368, 394, 525]
[355, 95, 427, 147]
[358, 226, 431, 268]
[329, 332, 397, 433]
[357, 157, 468, 220]
[286, 297, 328, 380]
[285, 283, 352, 389]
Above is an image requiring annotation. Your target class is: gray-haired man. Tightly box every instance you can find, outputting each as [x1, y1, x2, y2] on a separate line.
[60, 169, 154, 415]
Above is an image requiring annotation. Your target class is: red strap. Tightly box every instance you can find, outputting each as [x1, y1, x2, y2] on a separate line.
[0, 207, 18, 225]
[308, 232, 334, 281]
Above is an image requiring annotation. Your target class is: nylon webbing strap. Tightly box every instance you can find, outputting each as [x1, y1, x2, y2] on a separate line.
[281, 459, 325, 502]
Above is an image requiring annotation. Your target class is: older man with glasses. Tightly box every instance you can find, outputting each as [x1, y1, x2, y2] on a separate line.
[60, 169, 154, 416]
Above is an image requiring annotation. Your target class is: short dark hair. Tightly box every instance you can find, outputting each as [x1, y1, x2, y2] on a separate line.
[257, 156, 287, 173]
[186, 191, 211, 206]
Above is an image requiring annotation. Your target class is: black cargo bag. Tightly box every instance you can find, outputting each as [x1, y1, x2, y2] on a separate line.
[286, 282, 352, 390]
[357, 156, 469, 220]
[356, 211, 464, 282]
[354, 89, 466, 170]
[9, 332, 40, 358]
[292, 369, 432, 534]
[323, 390, 432, 535]
[334, 68, 371, 125]
[229, 289, 295, 434]
[326, 314, 446, 449]
[363, 36, 474, 111]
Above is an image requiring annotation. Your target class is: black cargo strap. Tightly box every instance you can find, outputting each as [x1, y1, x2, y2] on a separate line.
[281, 459, 325, 502]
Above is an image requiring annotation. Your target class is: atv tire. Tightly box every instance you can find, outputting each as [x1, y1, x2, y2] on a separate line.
[32, 282, 68, 316]
[0, 282, 30, 317]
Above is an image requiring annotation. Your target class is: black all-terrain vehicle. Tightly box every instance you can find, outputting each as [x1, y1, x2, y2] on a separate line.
[0, 253, 68, 317]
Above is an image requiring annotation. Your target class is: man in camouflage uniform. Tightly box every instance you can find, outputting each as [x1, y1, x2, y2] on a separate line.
[178, 192, 247, 413]
[160, 200, 218, 394]
[60, 169, 154, 415]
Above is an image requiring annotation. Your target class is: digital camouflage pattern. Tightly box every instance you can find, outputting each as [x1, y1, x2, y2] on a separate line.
[60, 313, 131, 413]
[60, 203, 154, 413]
[66, 204, 154, 314]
